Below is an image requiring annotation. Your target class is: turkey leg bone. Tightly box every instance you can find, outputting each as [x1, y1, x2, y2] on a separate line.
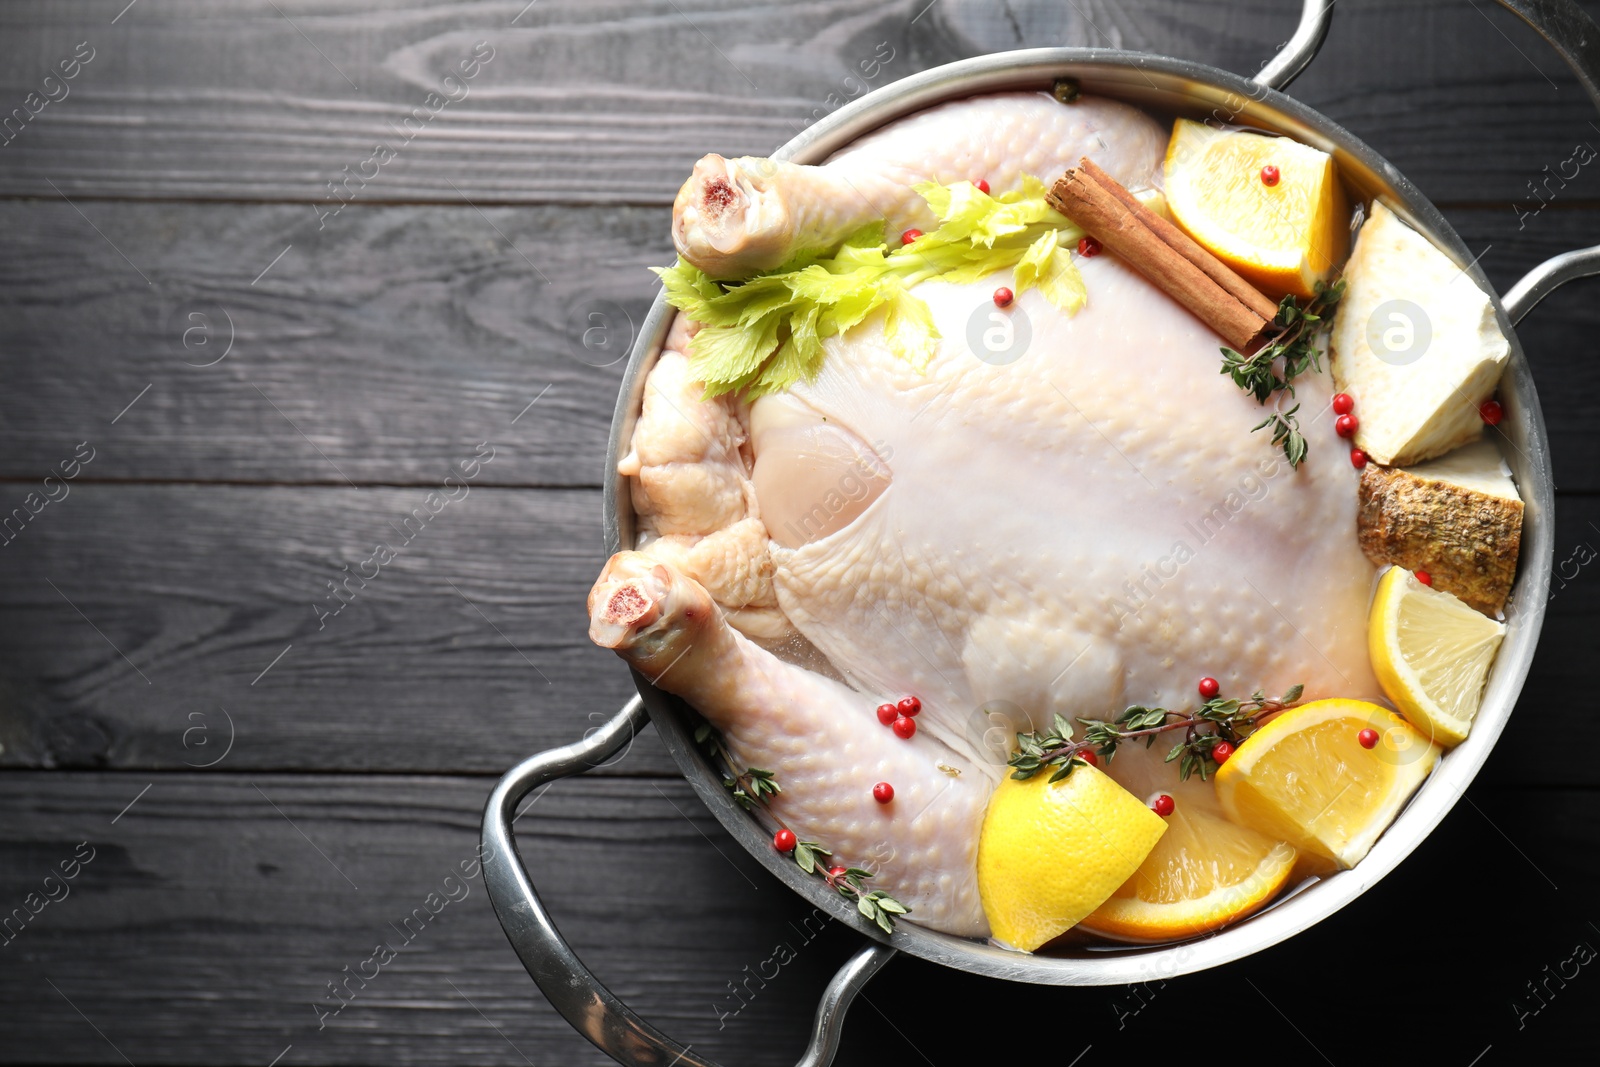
[672, 92, 1168, 278]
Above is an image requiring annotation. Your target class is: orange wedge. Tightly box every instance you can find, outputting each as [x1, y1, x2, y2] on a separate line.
[1081, 799, 1296, 942]
[1215, 699, 1439, 868]
[1164, 118, 1350, 300]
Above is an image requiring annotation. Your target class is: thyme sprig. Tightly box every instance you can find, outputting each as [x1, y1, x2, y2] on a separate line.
[1253, 404, 1307, 468]
[856, 888, 911, 934]
[693, 720, 910, 933]
[1007, 684, 1306, 784]
[694, 720, 728, 760]
[792, 843, 908, 933]
[724, 767, 781, 811]
[1219, 280, 1345, 468]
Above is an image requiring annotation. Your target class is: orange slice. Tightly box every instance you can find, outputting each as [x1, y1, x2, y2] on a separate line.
[1081, 800, 1296, 942]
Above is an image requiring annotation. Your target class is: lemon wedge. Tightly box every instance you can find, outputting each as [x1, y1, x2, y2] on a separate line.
[1164, 118, 1349, 300]
[1215, 699, 1438, 868]
[1081, 799, 1296, 942]
[1369, 565, 1506, 747]
[977, 764, 1166, 951]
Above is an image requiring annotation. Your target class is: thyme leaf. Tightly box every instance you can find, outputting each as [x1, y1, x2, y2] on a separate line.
[1252, 403, 1308, 469]
[723, 766, 781, 811]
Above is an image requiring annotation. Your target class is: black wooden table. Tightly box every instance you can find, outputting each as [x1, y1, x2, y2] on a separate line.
[1, 1, 1596, 1063]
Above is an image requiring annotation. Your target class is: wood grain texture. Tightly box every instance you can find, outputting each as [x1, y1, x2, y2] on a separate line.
[0, 200, 1597, 489]
[0, 0, 1598, 206]
[0, 771, 1593, 1066]
[0, 483, 673, 775]
[0, 200, 668, 487]
[0, 772, 867, 1067]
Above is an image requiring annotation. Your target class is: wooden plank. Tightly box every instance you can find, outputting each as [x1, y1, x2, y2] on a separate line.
[0, 771, 1591, 1064]
[0, 200, 669, 486]
[1, 0, 1598, 206]
[1, 199, 1598, 489]
[0, 772, 870, 1066]
[0, 482, 1595, 787]
[0, 483, 676, 776]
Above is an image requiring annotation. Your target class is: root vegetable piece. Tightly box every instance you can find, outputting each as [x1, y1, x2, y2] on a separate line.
[1330, 203, 1510, 466]
[1356, 441, 1524, 615]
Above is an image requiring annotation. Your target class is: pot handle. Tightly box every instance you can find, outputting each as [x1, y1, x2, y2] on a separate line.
[1256, 0, 1600, 317]
[1253, 0, 1334, 91]
[1494, 0, 1600, 321]
[480, 695, 897, 1067]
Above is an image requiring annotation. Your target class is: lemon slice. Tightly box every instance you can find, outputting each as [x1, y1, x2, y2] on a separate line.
[1164, 118, 1349, 300]
[1369, 566, 1506, 747]
[977, 764, 1166, 951]
[1215, 699, 1439, 868]
[1081, 800, 1296, 942]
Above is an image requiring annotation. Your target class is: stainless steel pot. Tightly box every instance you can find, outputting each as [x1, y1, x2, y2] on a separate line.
[483, 3, 1600, 1063]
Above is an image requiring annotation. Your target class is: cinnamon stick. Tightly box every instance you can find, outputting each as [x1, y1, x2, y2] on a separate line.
[1077, 157, 1280, 323]
[1047, 161, 1272, 351]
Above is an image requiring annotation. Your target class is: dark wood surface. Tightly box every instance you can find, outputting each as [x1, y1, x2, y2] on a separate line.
[2, 1, 1597, 1063]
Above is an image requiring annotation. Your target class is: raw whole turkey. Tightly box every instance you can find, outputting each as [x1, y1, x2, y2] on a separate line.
[588, 92, 1380, 938]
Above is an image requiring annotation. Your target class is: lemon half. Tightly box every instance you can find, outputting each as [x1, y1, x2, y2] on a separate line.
[977, 764, 1165, 951]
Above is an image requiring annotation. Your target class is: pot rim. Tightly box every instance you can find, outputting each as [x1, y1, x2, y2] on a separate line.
[602, 46, 1554, 985]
